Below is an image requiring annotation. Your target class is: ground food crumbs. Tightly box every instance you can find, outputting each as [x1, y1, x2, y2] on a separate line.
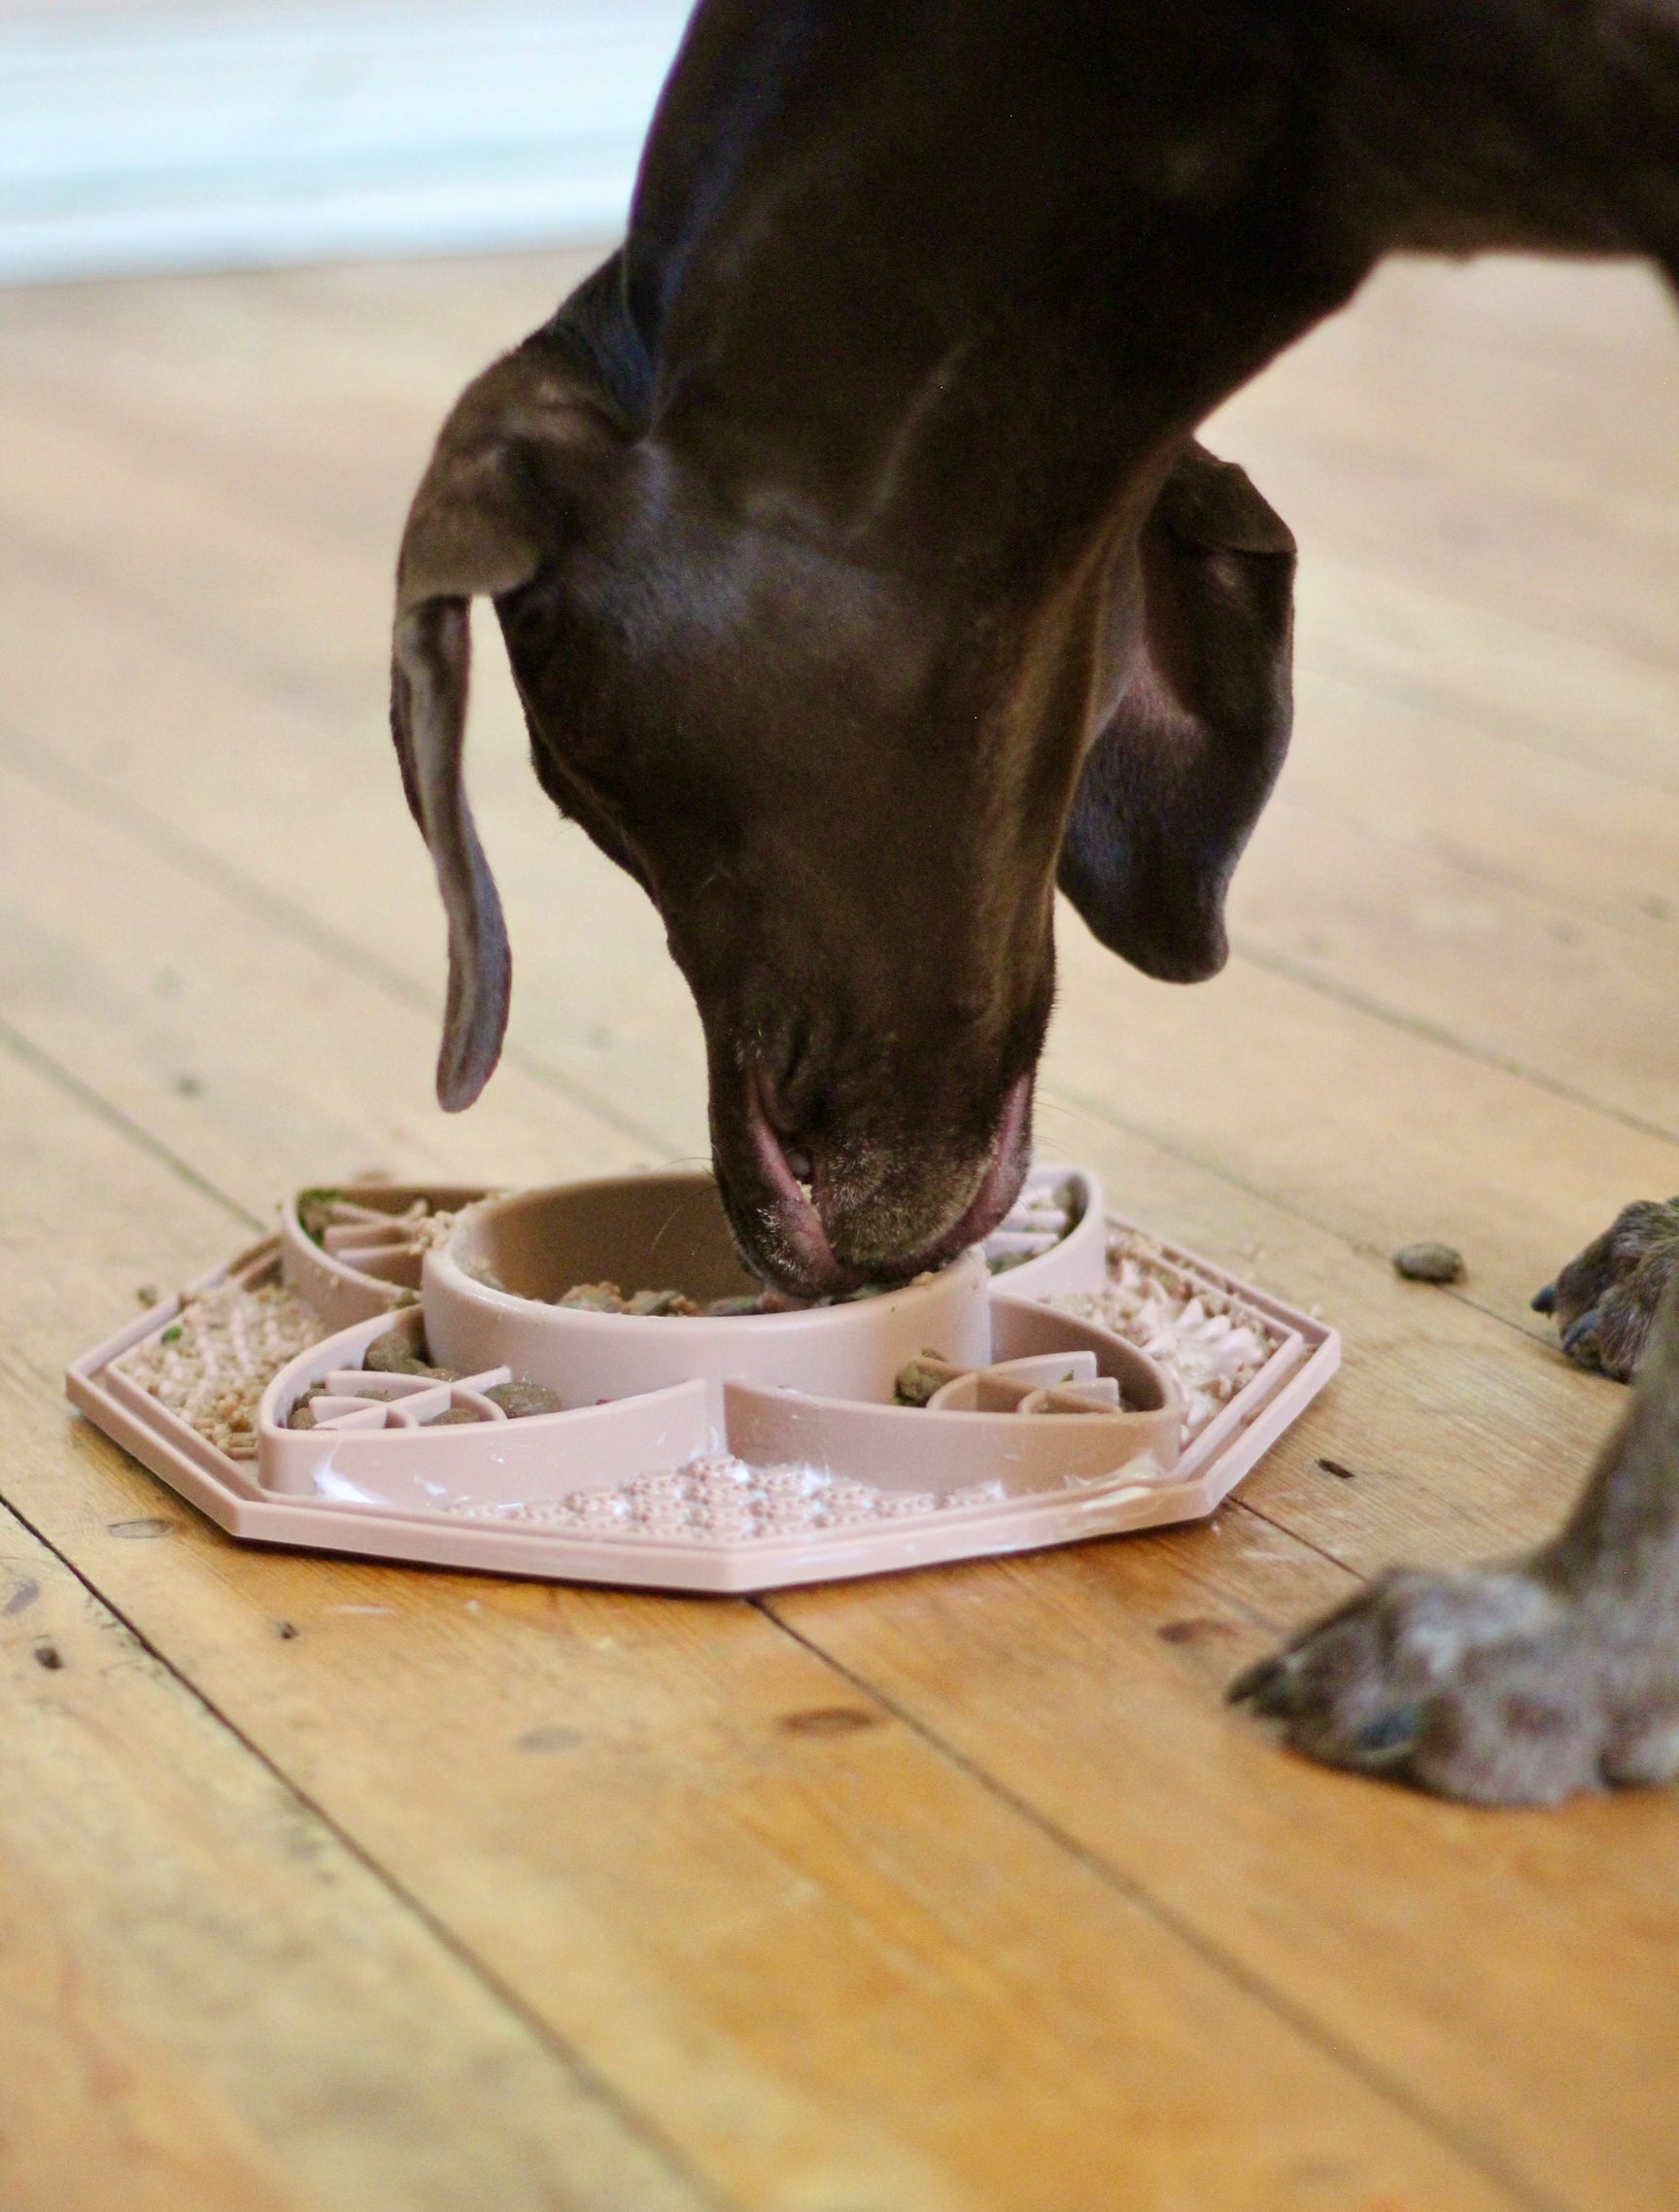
[119, 1275, 326, 1458]
[1047, 1232, 1283, 1438]
[446, 1453, 1008, 1538]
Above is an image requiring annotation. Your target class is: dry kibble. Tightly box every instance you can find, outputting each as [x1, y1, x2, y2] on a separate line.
[484, 1381, 565, 1419]
[556, 1281, 706, 1315]
[894, 1356, 951, 1406]
[424, 1406, 484, 1427]
[364, 1328, 454, 1379]
[1393, 1241, 1465, 1285]
[556, 1282, 630, 1312]
[625, 1287, 701, 1317]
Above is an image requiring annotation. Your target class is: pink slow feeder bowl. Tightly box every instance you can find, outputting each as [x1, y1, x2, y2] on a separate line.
[66, 1165, 1338, 1593]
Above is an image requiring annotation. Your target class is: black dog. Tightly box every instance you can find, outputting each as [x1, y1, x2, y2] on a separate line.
[392, 0, 1679, 1804]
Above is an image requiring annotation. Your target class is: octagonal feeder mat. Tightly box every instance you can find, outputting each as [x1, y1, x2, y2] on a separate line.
[67, 1165, 1339, 1593]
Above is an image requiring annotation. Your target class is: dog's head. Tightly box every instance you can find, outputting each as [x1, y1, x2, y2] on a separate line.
[394, 307, 1292, 1296]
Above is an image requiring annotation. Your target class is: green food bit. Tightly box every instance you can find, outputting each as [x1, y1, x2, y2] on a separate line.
[894, 1355, 951, 1407]
[295, 1187, 343, 1244]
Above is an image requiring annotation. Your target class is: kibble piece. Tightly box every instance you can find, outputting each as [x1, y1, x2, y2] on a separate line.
[295, 1188, 343, 1242]
[557, 1282, 628, 1313]
[364, 1328, 453, 1378]
[1392, 1241, 1465, 1285]
[288, 1404, 317, 1431]
[625, 1288, 701, 1317]
[484, 1381, 565, 1419]
[424, 1406, 484, 1427]
[894, 1356, 952, 1407]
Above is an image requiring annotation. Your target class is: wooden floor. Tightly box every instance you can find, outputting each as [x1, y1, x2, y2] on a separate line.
[2, 243, 1678, 2212]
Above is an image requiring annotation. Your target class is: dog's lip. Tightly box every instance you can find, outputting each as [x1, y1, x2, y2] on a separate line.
[732, 1066, 1034, 1295]
[740, 1068, 857, 1294]
[914, 1071, 1033, 1266]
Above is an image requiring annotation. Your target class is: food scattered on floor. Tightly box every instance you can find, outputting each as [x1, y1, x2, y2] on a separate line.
[118, 1271, 326, 1458]
[448, 1452, 1008, 1538]
[1392, 1240, 1464, 1284]
[1048, 1232, 1282, 1438]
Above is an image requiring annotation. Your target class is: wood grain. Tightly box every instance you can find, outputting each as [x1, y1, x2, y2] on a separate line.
[0, 1020, 1521, 2210]
[2, 245, 1679, 2208]
[0, 1431, 703, 2212]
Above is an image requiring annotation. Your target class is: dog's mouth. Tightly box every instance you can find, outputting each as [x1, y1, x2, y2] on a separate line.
[721, 1067, 1034, 1297]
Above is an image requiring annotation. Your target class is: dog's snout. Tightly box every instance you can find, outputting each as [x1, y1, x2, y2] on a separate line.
[725, 1054, 1035, 1297]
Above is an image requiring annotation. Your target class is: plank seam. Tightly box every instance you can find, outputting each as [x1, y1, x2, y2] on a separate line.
[0, 1443, 739, 2212]
[0, 1013, 263, 1235]
[1045, 1070, 1561, 1358]
[1230, 931, 1679, 1150]
[0, 710, 682, 1158]
[754, 1598, 1563, 2212]
[1297, 639, 1679, 806]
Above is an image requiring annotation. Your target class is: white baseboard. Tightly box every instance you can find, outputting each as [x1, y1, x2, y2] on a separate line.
[0, 1, 693, 281]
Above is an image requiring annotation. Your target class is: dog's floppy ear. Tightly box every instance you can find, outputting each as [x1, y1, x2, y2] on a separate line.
[1058, 440, 1296, 984]
[392, 332, 615, 1110]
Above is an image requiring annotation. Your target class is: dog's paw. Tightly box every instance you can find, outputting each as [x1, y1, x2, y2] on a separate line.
[1228, 1566, 1679, 1805]
[1532, 1198, 1679, 1381]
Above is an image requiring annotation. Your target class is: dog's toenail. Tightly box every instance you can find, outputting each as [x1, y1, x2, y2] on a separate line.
[1353, 1706, 1422, 1758]
[1227, 1654, 1286, 1707]
[1561, 1307, 1602, 1356]
[1530, 1282, 1557, 1314]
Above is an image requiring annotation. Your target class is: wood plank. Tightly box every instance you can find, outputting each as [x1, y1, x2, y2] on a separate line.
[0, 1433, 705, 2212]
[1229, 792, 1679, 1137]
[0, 510, 709, 1163]
[768, 1530, 1679, 2212]
[0, 752, 656, 1209]
[0, 251, 586, 545]
[1205, 259, 1679, 668]
[1282, 661, 1679, 945]
[3, 680, 1673, 2204]
[1045, 917, 1679, 1342]
[0, 1039, 1511, 2212]
[0, 528, 707, 1167]
[5, 244, 1679, 2211]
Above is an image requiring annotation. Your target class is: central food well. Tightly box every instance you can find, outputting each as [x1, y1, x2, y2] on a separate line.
[425, 1171, 996, 1412]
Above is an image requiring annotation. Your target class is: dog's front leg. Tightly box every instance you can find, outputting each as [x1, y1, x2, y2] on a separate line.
[1231, 1274, 1679, 1804]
